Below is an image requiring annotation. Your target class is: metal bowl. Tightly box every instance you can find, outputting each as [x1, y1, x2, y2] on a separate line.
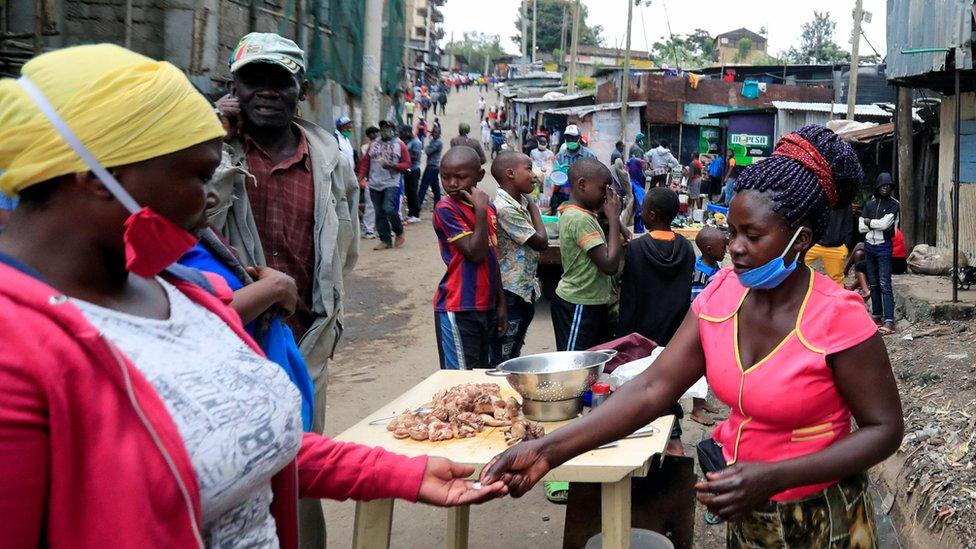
[487, 350, 617, 403]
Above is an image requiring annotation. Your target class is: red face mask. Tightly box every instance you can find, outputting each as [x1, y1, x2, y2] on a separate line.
[18, 76, 198, 278]
[123, 207, 198, 278]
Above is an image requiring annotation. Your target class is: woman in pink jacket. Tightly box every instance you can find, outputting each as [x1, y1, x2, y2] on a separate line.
[0, 45, 504, 548]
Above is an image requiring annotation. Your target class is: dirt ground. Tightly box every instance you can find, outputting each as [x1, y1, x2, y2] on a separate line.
[318, 86, 944, 548]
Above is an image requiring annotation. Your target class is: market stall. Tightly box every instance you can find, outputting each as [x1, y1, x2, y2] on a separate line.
[335, 369, 674, 549]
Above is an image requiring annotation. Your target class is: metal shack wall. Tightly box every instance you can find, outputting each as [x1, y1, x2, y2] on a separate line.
[886, 0, 974, 80]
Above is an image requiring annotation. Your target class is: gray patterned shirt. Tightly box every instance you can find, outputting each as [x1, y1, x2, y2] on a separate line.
[73, 279, 303, 548]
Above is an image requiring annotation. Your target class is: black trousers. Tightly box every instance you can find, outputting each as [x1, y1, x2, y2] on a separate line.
[403, 168, 421, 218]
[550, 293, 611, 352]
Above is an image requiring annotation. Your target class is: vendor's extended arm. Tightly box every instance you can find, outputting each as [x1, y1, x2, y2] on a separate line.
[695, 334, 903, 519]
[481, 309, 706, 496]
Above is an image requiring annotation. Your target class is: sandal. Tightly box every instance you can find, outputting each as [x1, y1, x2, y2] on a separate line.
[544, 481, 569, 503]
[704, 510, 724, 525]
[690, 410, 716, 426]
[878, 325, 895, 335]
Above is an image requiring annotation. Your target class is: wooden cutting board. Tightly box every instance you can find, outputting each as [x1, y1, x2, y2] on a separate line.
[334, 370, 673, 483]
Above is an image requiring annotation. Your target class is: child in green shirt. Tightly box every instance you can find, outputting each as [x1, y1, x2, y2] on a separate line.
[552, 158, 623, 350]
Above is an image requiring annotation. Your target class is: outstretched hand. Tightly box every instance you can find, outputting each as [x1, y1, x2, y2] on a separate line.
[479, 439, 552, 498]
[417, 457, 509, 506]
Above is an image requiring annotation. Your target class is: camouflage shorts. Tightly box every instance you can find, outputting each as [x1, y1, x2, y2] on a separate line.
[727, 474, 877, 548]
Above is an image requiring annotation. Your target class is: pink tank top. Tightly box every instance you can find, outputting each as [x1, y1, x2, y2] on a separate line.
[692, 267, 878, 501]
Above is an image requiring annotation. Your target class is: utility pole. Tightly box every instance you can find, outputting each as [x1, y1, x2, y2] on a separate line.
[362, 0, 384, 126]
[620, 0, 634, 143]
[846, 0, 863, 120]
[520, 0, 529, 69]
[567, 0, 581, 94]
[532, 0, 538, 63]
[560, 2, 568, 62]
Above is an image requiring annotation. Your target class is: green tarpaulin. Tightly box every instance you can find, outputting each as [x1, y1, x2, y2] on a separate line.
[380, 0, 405, 97]
[327, 0, 365, 96]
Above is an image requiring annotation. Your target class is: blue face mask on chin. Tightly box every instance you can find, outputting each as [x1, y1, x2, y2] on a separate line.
[737, 228, 804, 290]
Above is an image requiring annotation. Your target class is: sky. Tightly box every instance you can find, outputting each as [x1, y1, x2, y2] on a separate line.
[440, 0, 888, 59]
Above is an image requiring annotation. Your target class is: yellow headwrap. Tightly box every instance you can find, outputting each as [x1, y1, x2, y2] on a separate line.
[0, 44, 226, 196]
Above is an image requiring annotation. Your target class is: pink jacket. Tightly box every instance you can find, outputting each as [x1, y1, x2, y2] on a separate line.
[0, 257, 426, 548]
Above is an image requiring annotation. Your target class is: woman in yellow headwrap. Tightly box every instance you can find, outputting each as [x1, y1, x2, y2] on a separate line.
[0, 44, 504, 548]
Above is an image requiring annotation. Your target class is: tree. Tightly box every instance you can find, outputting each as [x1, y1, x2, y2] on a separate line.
[445, 32, 505, 74]
[784, 11, 850, 64]
[734, 37, 753, 62]
[512, 0, 603, 60]
[648, 28, 715, 69]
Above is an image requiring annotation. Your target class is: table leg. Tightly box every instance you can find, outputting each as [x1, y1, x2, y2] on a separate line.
[601, 478, 631, 549]
[352, 498, 394, 549]
[446, 504, 470, 549]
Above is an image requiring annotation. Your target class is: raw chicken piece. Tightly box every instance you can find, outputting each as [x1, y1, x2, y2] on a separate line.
[407, 423, 429, 441]
[479, 413, 512, 427]
[428, 420, 454, 441]
[503, 420, 545, 446]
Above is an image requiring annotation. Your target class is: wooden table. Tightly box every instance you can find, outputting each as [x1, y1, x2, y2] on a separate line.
[334, 370, 673, 549]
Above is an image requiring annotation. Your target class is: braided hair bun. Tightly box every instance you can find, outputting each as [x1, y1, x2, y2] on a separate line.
[733, 124, 864, 240]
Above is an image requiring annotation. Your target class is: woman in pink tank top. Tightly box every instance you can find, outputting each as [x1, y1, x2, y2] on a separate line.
[483, 125, 904, 548]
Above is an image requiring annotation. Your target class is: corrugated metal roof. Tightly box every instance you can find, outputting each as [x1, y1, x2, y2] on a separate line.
[511, 92, 595, 104]
[770, 101, 893, 117]
[886, 0, 974, 81]
[540, 101, 647, 116]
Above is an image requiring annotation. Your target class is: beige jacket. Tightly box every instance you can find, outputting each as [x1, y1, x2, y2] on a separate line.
[207, 119, 360, 367]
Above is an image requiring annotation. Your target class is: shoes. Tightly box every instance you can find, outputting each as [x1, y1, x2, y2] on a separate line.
[394, 233, 406, 247]
[406, 216, 422, 224]
[363, 231, 377, 240]
[373, 242, 393, 251]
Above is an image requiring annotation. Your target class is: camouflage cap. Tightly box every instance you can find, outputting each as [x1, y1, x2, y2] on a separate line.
[229, 32, 306, 74]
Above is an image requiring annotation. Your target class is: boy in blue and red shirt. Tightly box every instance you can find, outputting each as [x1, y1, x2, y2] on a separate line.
[432, 147, 507, 369]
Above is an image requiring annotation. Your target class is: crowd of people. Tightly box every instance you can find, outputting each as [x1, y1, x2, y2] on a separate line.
[0, 31, 906, 549]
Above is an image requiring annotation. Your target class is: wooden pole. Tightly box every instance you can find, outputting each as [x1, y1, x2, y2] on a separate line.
[567, 0, 581, 94]
[952, 69, 961, 303]
[620, 0, 634, 143]
[560, 3, 568, 63]
[846, 0, 863, 120]
[532, 0, 538, 63]
[896, 86, 915, 251]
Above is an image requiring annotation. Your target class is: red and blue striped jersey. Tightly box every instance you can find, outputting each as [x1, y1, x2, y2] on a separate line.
[432, 196, 499, 312]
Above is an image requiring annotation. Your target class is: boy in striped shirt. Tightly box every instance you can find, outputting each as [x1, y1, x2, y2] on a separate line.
[432, 147, 507, 369]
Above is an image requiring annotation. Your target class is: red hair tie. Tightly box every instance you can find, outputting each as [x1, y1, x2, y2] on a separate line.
[772, 133, 838, 208]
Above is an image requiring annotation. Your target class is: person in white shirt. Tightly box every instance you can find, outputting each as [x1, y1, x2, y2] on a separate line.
[478, 97, 486, 120]
[529, 136, 555, 174]
[481, 118, 491, 148]
[644, 139, 680, 187]
[334, 115, 356, 169]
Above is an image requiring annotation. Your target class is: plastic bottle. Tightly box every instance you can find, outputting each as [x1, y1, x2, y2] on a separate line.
[590, 382, 611, 409]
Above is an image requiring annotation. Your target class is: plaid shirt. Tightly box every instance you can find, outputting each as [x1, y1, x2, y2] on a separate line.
[244, 127, 316, 337]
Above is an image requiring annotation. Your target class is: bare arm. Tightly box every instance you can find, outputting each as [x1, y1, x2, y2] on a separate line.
[585, 193, 623, 275]
[696, 334, 903, 519]
[230, 267, 298, 324]
[523, 199, 549, 252]
[452, 189, 491, 263]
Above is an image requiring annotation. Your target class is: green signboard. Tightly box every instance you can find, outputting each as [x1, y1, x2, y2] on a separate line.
[728, 132, 772, 166]
[699, 127, 721, 155]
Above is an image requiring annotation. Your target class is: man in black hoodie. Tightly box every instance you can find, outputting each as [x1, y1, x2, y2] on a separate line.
[859, 172, 900, 334]
[616, 187, 694, 456]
